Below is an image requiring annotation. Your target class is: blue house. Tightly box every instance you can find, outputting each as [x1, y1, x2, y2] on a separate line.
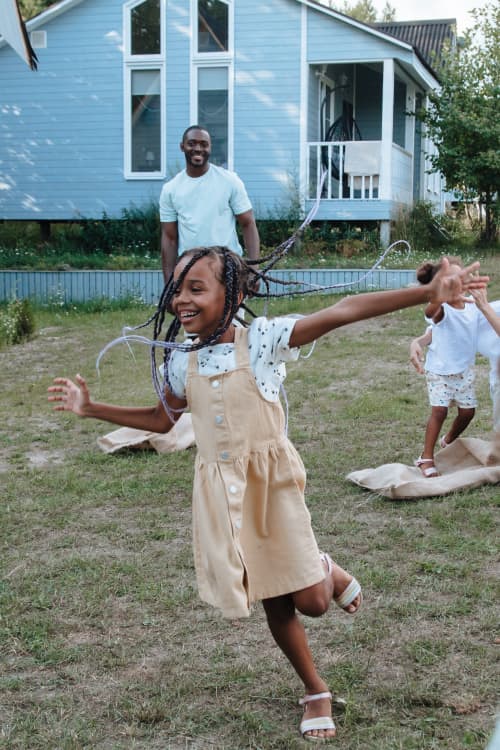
[0, 0, 455, 244]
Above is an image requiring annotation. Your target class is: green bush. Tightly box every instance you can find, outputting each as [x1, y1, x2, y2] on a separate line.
[391, 201, 455, 253]
[0, 297, 36, 345]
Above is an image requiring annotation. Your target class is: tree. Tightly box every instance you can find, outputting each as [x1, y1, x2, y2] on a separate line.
[323, 0, 396, 23]
[18, 0, 51, 20]
[417, 2, 500, 243]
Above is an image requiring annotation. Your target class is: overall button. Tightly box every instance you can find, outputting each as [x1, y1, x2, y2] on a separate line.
[215, 415, 223, 425]
[220, 451, 229, 460]
[234, 519, 242, 530]
[211, 380, 220, 388]
[229, 484, 237, 494]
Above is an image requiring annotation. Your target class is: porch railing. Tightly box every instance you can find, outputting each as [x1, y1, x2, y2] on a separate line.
[307, 141, 381, 200]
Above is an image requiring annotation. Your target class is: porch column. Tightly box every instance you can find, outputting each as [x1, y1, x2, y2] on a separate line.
[380, 58, 394, 201]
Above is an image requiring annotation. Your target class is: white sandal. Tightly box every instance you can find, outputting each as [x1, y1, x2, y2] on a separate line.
[321, 552, 362, 614]
[299, 691, 335, 741]
[415, 456, 439, 477]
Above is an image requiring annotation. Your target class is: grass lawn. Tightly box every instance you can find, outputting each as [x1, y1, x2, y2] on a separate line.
[1, 257, 499, 749]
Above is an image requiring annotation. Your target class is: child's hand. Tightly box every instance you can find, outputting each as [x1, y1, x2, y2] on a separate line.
[410, 340, 425, 374]
[470, 287, 488, 310]
[48, 374, 91, 416]
[428, 259, 489, 304]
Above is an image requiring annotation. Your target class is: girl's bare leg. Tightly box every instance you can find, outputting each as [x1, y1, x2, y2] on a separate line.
[262, 557, 361, 739]
[441, 406, 475, 444]
[262, 594, 334, 740]
[419, 405, 448, 475]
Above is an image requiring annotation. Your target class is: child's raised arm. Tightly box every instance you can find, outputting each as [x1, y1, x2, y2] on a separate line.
[289, 259, 488, 348]
[48, 373, 187, 433]
[471, 288, 500, 337]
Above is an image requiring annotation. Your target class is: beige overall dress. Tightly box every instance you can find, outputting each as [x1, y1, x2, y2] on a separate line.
[185, 326, 324, 618]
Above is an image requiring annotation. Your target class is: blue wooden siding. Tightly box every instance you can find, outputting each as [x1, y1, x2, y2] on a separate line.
[306, 8, 412, 64]
[0, 0, 165, 221]
[232, 0, 302, 212]
[0, 268, 417, 303]
[306, 199, 392, 222]
[0, 0, 427, 225]
[165, 2, 191, 174]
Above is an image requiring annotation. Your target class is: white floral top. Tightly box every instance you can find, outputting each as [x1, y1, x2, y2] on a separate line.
[167, 316, 300, 402]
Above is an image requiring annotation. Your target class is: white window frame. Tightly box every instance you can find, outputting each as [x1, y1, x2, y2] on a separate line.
[123, 0, 166, 180]
[190, 0, 234, 169]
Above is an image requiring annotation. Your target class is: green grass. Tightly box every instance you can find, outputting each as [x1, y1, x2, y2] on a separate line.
[0, 258, 499, 749]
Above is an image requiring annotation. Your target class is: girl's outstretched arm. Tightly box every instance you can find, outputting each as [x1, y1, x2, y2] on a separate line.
[48, 373, 187, 433]
[289, 259, 488, 348]
[471, 288, 500, 336]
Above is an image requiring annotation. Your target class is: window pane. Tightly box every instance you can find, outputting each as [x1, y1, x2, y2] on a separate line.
[198, 67, 228, 166]
[198, 0, 228, 53]
[131, 69, 161, 171]
[131, 0, 160, 55]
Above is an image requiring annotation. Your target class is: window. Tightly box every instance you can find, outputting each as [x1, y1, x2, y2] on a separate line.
[131, 0, 160, 54]
[193, 1, 232, 167]
[131, 70, 161, 172]
[198, 67, 228, 166]
[124, 0, 165, 178]
[198, 0, 228, 53]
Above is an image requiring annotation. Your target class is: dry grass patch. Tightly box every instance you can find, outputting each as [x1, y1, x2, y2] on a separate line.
[1, 267, 499, 749]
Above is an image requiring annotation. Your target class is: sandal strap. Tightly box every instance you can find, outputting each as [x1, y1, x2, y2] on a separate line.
[299, 691, 332, 706]
[335, 578, 361, 609]
[415, 456, 435, 466]
[300, 716, 336, 735]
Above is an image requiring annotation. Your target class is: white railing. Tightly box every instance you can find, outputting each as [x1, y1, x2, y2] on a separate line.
[307, 141, 381, 200]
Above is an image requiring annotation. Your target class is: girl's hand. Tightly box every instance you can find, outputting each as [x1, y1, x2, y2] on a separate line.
[428, 259, 488, 304]
[470, 287, 488, 310]
[410, 340, 425, 374]
[47, 374, 91, 416]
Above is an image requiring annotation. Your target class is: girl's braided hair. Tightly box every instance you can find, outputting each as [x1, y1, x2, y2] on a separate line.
[98, 229, 412, 415]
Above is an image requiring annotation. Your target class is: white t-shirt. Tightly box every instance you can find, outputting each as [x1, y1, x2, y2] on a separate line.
[477, 300, 500, 394]
[425, 301, 479, 375]
[159, 164, 252, 255]
[166, 317, 300, 401]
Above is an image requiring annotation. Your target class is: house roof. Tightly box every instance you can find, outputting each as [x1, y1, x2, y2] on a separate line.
[374, 19, 457, 72]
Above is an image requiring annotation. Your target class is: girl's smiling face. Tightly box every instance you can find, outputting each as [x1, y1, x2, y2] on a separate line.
[172, 253, 236, 342]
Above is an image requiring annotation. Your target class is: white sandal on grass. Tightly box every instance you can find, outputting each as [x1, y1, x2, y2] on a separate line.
[415, 456, 439, 477]
[321, 552, 362, 614]
[299, 691, 335, 741]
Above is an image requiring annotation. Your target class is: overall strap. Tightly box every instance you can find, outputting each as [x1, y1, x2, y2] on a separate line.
[187, 346, 198, 376]
[234, 326, 251, 368]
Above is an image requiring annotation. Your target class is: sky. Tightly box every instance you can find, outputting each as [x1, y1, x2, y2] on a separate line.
[371, 0, 487, 34]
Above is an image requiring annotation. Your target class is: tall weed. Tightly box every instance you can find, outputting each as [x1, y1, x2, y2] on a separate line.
[0, 297, 35, 345]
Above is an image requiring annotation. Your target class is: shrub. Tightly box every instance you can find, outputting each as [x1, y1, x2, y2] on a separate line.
[392, 201, 454, 253]
[0, 297, 36, 345]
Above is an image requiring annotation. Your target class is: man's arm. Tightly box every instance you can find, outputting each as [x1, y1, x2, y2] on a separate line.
[236, 209, 260, 261]
[161, 221, 179, 284]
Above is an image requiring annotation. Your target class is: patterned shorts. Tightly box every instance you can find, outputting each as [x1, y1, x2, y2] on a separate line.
[425, 366, 477, 408]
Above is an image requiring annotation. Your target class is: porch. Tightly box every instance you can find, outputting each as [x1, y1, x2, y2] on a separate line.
[303, 61, 422, 235]
[307, 140, 413, 203]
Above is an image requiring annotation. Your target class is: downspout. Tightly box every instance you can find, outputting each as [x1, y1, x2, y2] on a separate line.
[299, 2, 308, 215]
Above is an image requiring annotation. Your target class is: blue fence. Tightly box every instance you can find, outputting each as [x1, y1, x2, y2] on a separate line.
[0, 268, 417, 304]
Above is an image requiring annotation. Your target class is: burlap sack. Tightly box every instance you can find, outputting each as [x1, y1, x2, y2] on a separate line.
[347, 436, 500, 499]
[97, 412, 195, 454]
